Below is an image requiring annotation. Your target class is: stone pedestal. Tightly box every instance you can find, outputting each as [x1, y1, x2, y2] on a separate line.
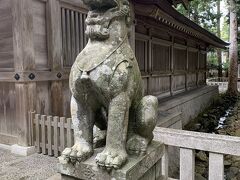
[58, 141, 164, 180]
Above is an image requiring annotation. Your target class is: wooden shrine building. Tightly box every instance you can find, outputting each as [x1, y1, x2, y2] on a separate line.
[0, 0, 228, 147]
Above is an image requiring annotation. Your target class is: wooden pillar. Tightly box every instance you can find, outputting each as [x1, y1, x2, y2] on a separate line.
[13, 0, 36, 146]
[204, 52, 207, 85]
[147, 27, 152, 95]
[170, 37, 174, 96]
[47, 0, 64, 116]
[186, 45, 189, 91]
[196, 49, 200, 87]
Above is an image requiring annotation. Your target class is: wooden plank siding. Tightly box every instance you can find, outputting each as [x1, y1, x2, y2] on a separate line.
[0, 0, 14, 71]
[33, 0, 48, 70]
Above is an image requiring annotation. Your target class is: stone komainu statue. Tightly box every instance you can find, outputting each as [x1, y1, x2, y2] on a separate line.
[59, 0, 158, 170]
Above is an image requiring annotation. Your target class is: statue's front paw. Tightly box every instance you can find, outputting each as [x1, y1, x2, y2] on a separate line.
[95, 148, 127, 170]
[59, 143, 93, 164]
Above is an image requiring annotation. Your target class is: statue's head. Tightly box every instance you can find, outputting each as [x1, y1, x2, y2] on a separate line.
[83, 0, 119, 10]
[83, 0, 131, 40]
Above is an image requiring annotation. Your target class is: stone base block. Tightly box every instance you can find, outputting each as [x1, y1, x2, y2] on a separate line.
[11, 144, 36, 156]
[58, 141, 164, 180]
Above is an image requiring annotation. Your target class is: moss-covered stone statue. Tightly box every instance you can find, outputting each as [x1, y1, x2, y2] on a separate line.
[59, 0, 158, 170]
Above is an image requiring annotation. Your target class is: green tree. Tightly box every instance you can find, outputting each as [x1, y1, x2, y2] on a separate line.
[176, 0, 219, 33]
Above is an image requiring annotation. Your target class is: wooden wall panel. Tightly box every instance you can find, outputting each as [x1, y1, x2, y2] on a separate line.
[36, 82, 51, 115]
[149, 76, 170, 96]
[0, 0, 14, 70]
[188, 51, 198, 71]
[187, 73, 197, 88]
[135, 39, 146, 72]
[152, 43, 170, 72]
[142, 77, 148, 95]
[199, 52, 207, 70]
[173, 74, 185, 91]
[174, 48, 187, 71]
[32, 0, 48, 70]
[0, 82, 17, 136]
[62, 80, 71, 118]
[198, 72, 206, 85]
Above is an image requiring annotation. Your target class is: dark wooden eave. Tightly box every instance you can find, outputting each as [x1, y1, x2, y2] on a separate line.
[132, 0, 229, 49]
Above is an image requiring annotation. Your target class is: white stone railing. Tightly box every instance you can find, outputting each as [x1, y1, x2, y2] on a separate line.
[207, 77, 240, 93]
[154, 127, 240, 180]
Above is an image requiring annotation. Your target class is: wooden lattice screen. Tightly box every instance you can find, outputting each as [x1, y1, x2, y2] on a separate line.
[188, 51, 198, 71]
[152, 43, 170, 72]
[174, 48, 187, 71]
[61, 7, 87, 67]
[135, 39, 147, 72]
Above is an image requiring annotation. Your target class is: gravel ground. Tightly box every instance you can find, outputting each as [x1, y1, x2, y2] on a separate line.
[0, 148, 58, 180]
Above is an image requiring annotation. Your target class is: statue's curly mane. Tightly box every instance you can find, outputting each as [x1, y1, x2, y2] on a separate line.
[84, 0, 131, 40]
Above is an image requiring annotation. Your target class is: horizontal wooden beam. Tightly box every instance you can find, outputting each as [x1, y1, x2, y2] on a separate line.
[136, 32, 150, 41]
[152, 37, 172, 46]
[154, 127, 240, 156]
[0, 70, 70, 82]
[188, 47, 198, 52]
[174, 43, 187, 50]
[60, 0, 86, 8]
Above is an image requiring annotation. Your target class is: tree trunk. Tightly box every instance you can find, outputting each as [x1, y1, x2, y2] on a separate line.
[217, 0, 222, 77]
[227, 0, 238, 95]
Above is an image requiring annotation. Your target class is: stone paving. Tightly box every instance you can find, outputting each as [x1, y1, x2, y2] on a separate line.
[0, 148, 58, 180]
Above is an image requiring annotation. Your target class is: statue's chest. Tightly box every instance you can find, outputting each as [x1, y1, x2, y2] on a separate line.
[72, 60, 116, 101]
[88, 62, 114, 88]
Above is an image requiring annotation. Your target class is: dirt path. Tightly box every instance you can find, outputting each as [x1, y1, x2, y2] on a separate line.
[0, 148, 58, 180]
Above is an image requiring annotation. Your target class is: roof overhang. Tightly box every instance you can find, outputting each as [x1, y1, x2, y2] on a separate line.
[132, 0, 229, 49]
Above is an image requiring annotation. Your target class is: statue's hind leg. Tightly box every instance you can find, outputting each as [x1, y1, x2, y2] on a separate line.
[127, 95, 158, 155]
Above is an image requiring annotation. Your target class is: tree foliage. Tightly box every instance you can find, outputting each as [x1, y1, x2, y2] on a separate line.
[176, 0, 220, 33]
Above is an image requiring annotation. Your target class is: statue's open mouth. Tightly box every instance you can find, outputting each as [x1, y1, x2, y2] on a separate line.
[83, 0, 118, 11]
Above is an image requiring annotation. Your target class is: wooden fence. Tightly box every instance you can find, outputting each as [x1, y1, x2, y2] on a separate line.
[29, 112, 73, 157]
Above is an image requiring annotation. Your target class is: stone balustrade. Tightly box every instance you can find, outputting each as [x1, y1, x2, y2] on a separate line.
[207, 77, 240, 93]
[154, 127, 240, 180]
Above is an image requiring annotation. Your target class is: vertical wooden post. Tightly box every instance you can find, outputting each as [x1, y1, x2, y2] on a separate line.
[35, 114, 40, 153]
[147, 28, 152, 95]
[204, 52, 207, 85]
[180, 148, 195, 180]
[186, 46, 189, 91]
[47, 0, 63, 116]
[13, 0, 36, 146]
[60, 117, 65, 152]
[41, 115, 47, 154]
[47, 116, 53, 156]
[209, 153, 224, 180]
[53, 116, 59, 157]
[170, 36, 174, 96]
[196, 49, 200, 87]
